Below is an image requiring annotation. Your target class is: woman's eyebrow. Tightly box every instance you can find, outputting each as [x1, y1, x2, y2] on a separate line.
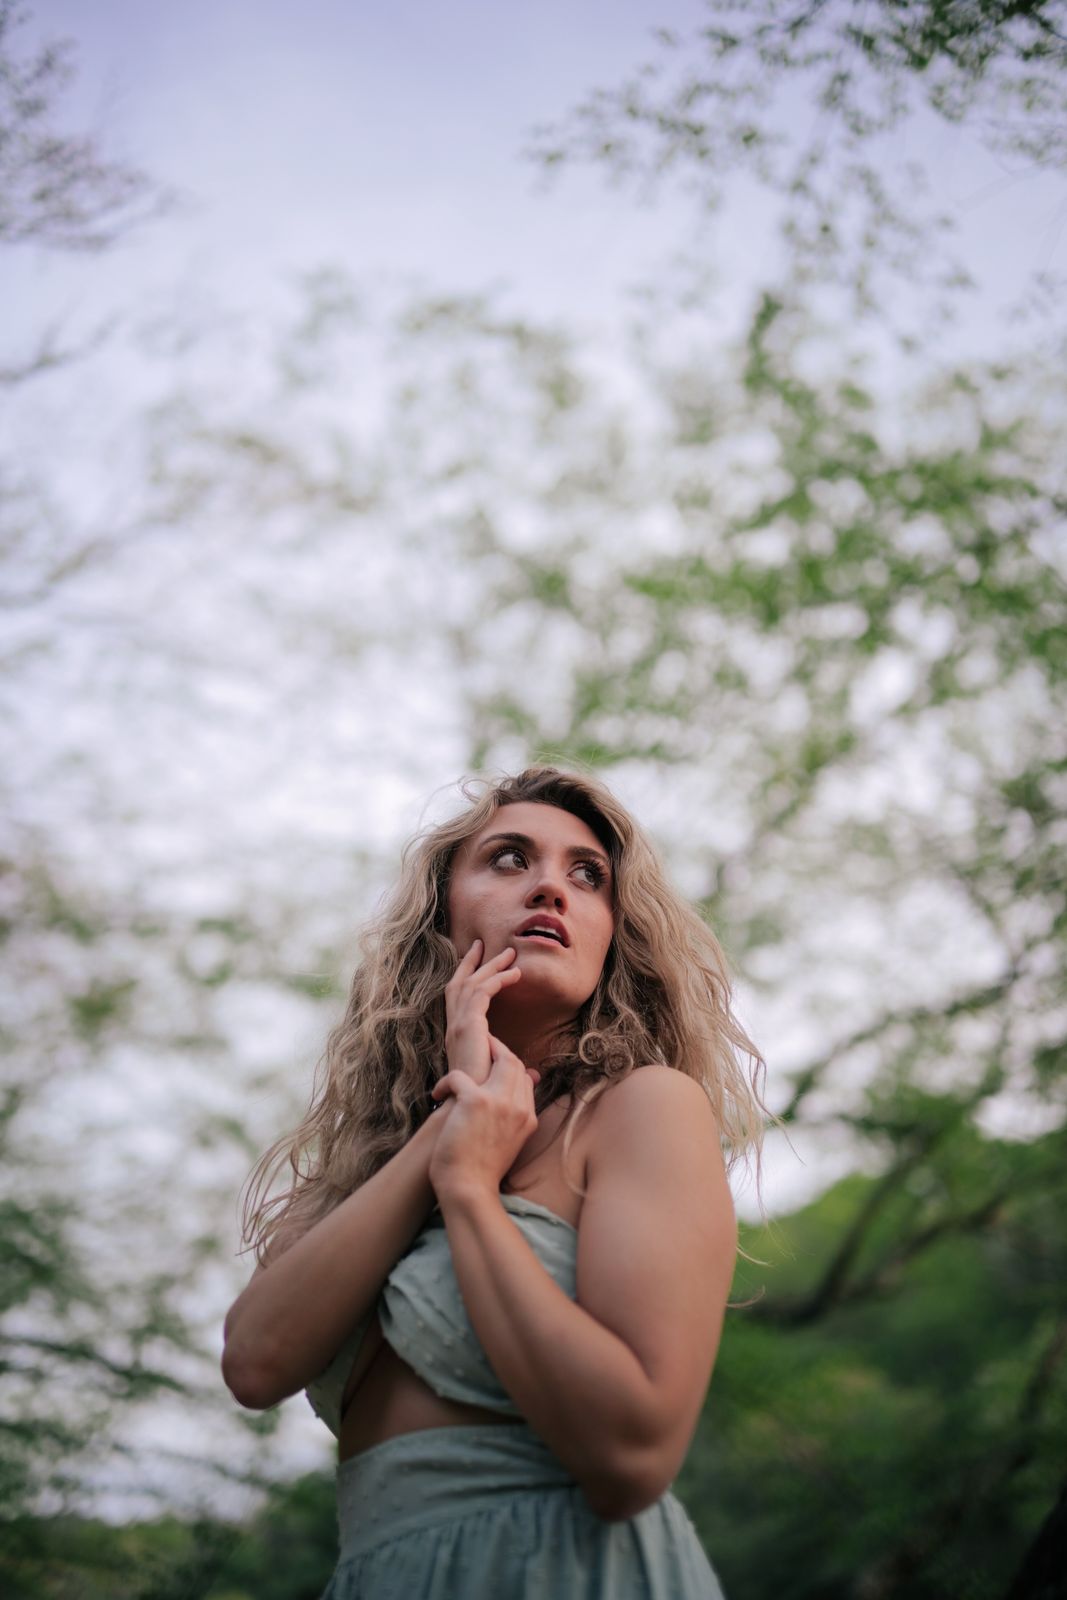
[479, 831, 612, 873]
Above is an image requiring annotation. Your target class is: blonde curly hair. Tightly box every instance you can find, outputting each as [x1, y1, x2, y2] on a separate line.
[243, 766, 767, 1261]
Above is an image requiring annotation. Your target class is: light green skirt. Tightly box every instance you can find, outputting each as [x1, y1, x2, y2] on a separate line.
[322, 1422, 723, 1599]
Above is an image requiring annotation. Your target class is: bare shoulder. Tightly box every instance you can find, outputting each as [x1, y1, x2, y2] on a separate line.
[571, 1067, 737, 1504]
[596, 1063, 716, 1110]
[582, 1065, 730, 1205]
[586, 1064, 721, 1146]
[575, 1068, 742, 1318]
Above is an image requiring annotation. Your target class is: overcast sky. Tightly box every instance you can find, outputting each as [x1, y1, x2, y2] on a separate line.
[12, 0, 1064, 364]
[6, 1, 1064, 1516]
[13, 0, 715, 337]
[9, 0, 1064, 1212]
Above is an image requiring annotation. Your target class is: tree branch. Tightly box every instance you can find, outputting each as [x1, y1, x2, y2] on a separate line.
[0, 1331, 187, 1394]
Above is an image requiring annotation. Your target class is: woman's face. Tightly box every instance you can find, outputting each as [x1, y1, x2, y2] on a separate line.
[446, 801, 615, 1025]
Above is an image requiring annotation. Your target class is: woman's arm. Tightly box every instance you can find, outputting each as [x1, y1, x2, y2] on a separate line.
[433, 1057, 737, 1521]
[223, 942, 528, 1411]
[221, 1109, 447, 1411]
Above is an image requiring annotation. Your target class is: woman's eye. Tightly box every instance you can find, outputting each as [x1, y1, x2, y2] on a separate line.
[489, 848, 605, 888]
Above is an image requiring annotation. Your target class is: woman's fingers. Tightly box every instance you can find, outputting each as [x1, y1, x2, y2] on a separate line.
[471, 946, 518, 985]
[435, 1051, 536, 1096]
[431, 1070, 477, 1104]
[483, 966, 522, 997]
[448, 943, 518, 998]
[455, 940, 515, 975]
[488, 1036, 538, 1092]
[446, 945, 521, 1017]
[481, 944, 517, 969]
[488, 1033, 522, 1064]
[438, 1040, 537, 1092]
[457, 938, 483, 968]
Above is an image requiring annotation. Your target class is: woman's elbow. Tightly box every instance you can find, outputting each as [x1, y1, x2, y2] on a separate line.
[579, 1443, 675, 1524]
[221, 1340, 286, 1412]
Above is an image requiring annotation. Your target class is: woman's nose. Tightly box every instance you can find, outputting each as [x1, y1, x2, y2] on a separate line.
[527, 868, 568, 909]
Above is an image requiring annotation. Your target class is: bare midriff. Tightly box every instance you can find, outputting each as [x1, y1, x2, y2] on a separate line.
[337, 1102, 586, 1464]
[338, 1326, 511, 1462]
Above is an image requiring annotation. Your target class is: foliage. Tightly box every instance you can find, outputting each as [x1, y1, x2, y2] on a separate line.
[3, 0, 1065, 1594]
[527, 0, 1067, 331]
[10, 1122, 1064, 1598]
[682, 1117, 1067, 1599]
[0, 0, 166, 252]
[5, 241, 1063, 1572]
[0, 1471, 337, 1600]
[0, 0, 249, 1535]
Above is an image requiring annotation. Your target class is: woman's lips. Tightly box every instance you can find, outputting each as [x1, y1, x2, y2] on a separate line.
[516, 915, 569, 945]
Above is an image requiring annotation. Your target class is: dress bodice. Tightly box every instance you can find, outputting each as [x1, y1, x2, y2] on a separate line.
[306, 1194, 578, 1438]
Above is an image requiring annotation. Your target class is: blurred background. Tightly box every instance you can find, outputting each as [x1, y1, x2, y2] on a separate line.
[2, 2, 1065, 1595]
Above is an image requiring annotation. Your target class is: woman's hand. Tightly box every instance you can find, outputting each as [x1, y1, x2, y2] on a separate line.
[444, 938, 523, 1085]
[429, 1034, 539, 1203]
[427, 1066, 737, 1522]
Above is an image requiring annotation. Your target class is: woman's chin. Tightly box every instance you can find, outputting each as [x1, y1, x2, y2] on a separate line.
[490, 975, 579, 1020]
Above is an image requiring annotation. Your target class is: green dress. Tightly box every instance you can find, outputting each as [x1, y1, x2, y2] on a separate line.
[306, 1194, 724, 1599]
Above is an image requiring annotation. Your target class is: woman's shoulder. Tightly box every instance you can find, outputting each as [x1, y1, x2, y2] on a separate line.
[576, 1065, 734, 1243]
[591, 1063, 715, 1120]
[580, 1065, 722, 1169]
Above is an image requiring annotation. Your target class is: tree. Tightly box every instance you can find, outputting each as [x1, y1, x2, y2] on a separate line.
[0, 4, 221, 1569]
[4, 3, 1065, 1594]
[7, 248, 1062, 1589]
[526, 0, 1067, 338]
[0, 0, 165, 253]
[681, 1117, 1067, 1600]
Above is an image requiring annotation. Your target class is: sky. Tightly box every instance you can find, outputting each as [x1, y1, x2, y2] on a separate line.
[6, 0, 1065, 1519]
[13, 0, 1064, 366]
[11, 0, 1064, 1209]
[9, 0, 737, 1516]
[14, 0, 717, 339]
[10, 0, 1065, 1254]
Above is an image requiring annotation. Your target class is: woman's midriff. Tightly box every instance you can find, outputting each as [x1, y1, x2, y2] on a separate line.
[338, 1332, 511, 1462]
[337, 1111, 587, 1464]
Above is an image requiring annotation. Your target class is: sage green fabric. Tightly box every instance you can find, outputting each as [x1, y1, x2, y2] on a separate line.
[380, 1194, 577, 1412]
[306, 1194, 577, 1435]
[309, 1193, 724, 1597]
[322, 1423, 724, 1599]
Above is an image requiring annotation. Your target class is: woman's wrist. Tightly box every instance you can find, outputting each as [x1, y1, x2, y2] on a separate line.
[433, 1174, 500, 1219]
[412, 1097, 453, 1156]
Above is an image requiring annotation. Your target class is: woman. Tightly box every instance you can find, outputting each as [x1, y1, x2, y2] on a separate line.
[223, 766, 765, 1598]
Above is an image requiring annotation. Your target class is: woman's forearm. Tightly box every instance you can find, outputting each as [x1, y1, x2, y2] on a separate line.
[437, 1185, 667, 1519]
[222, 1112, 444, 1409]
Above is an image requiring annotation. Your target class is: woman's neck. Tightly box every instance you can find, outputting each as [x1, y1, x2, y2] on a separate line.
[488, 1008, 575, 1075]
